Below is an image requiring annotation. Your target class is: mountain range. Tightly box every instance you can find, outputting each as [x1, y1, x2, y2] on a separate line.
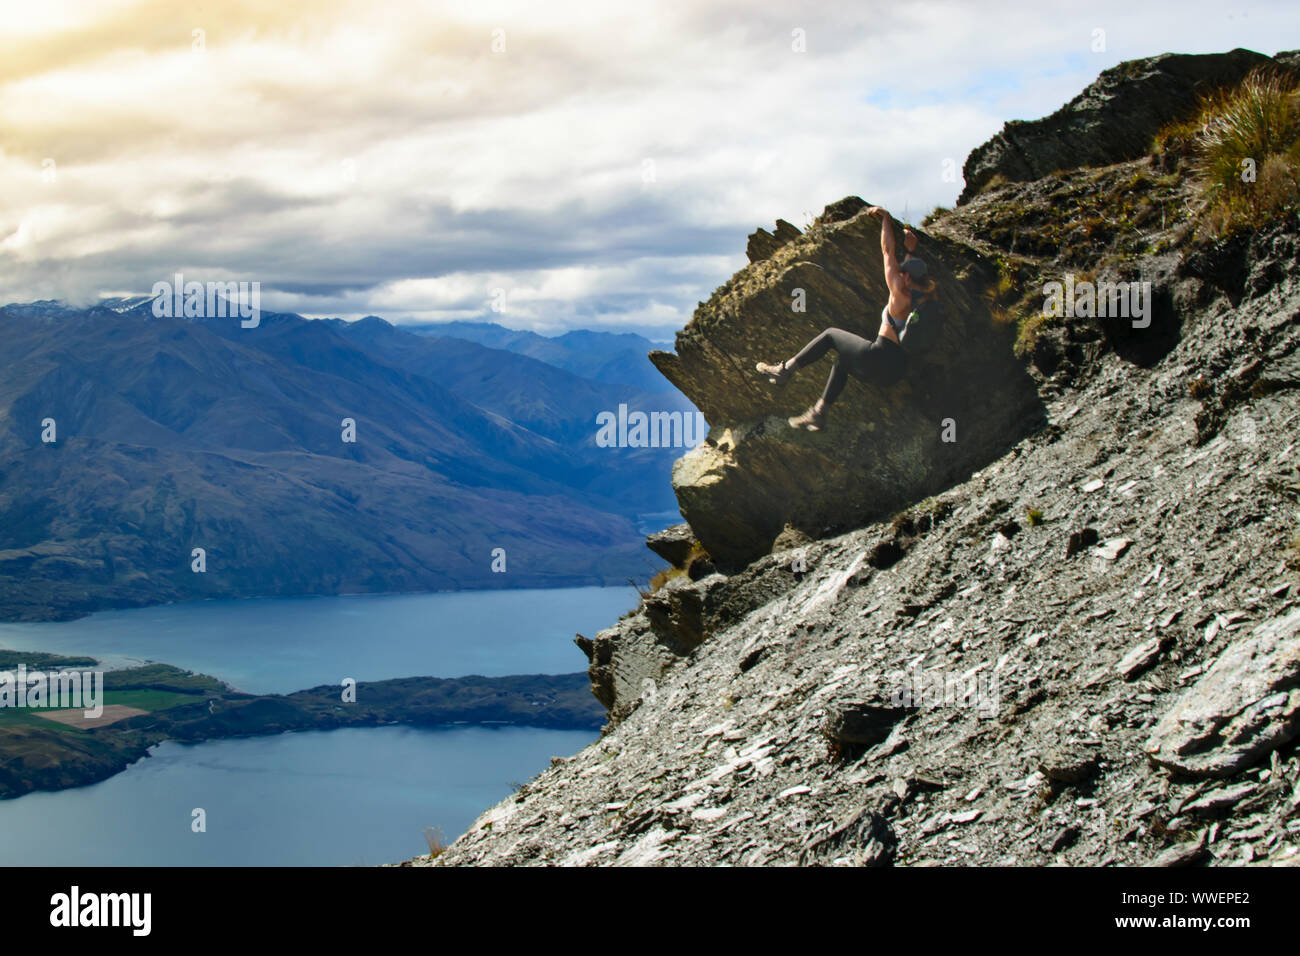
[405, 321, 674, 394]
[0, 299, 695, 620]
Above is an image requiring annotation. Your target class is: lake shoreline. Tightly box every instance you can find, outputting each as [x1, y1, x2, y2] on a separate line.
[0, 655, 605, 802]
[0, 584, 626, 863]
[0, 574, 646, 624]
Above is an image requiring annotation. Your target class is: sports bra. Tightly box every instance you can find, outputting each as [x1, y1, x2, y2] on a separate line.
[882, 303, 908, 336]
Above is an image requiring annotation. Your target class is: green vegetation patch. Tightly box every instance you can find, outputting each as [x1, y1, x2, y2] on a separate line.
[102, 664, 228, 695]
[1155, 67, 1300, 236]
[0, 650, 98, 670]
[101, 689, 208, 712]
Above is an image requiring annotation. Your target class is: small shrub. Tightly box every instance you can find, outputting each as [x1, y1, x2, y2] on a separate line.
[1014, 311, 1058, 359]
[1083, 216, 1120, 244]
[1151, 116, 1203, 156]
[1256, 153, 1300, 211]
[922, 205, 951, 226]
[423, 826, 448, 858]
[1287, 534, 1300, 572]
[924, 496, 953, 522]
[1196, 70, 1300, 195]
[645, 542, 710, 594]
[1188, 376, 1212, 399]
[1025, 508, 1044, 527]
[1156, 67, 1300, 235]
[996, 270, 1017, 300]
[648, 566, 683, 593]
[978, 173, 1010, 195]
[989, 302, 1018, 327]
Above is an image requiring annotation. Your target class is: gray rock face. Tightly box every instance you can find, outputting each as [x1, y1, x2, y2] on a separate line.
[746, 218, 804, 263]
[645, 523, 697, 568]
[958, 49, 1282, 203]
[1117, 634, 1174, 681]
[577, 557, 799, 720]
[402, 53, 1300, 869]
[1150, 835, 1208, 868]
[409, 201, 1300, 867]
[799, 808, 896, 866]
[821, 701, 913, 752]
[1146, 609, 1300, 778]
[575, 611, 678, 719]
[1039, 746, 1101, 786]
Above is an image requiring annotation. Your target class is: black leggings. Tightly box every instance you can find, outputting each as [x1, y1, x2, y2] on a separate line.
[786, 327, 905, 405]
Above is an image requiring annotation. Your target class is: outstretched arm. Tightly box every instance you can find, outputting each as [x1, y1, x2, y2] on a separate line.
[866, 206, 905, 294]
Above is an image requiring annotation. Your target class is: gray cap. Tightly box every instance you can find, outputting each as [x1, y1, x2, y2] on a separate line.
[901, 257, 928, 279]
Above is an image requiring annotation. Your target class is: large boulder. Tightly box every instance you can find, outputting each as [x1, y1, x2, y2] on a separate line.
[649, 201, 1044, 568]
[958, 49, 1282, 203]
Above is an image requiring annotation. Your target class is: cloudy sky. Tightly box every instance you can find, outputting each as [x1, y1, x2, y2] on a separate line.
[1, 0, 1296, 336]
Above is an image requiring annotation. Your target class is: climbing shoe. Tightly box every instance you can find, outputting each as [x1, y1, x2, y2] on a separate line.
[756, 360, 792, 387]
[788, 402, 827, 431]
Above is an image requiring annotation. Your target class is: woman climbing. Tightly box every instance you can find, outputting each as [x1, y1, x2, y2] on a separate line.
[755, 206, 936, 430]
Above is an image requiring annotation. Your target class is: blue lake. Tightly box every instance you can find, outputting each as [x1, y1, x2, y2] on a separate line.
[0, 587, 638, 695]
[0, 586, 639, 865]
[0, 726, 594, 867]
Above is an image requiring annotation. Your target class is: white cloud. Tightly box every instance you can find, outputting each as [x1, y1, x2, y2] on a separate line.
[1, 0, 1296, 334]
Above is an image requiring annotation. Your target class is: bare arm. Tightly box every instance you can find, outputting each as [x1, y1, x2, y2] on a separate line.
[866, 206, 906, 295]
